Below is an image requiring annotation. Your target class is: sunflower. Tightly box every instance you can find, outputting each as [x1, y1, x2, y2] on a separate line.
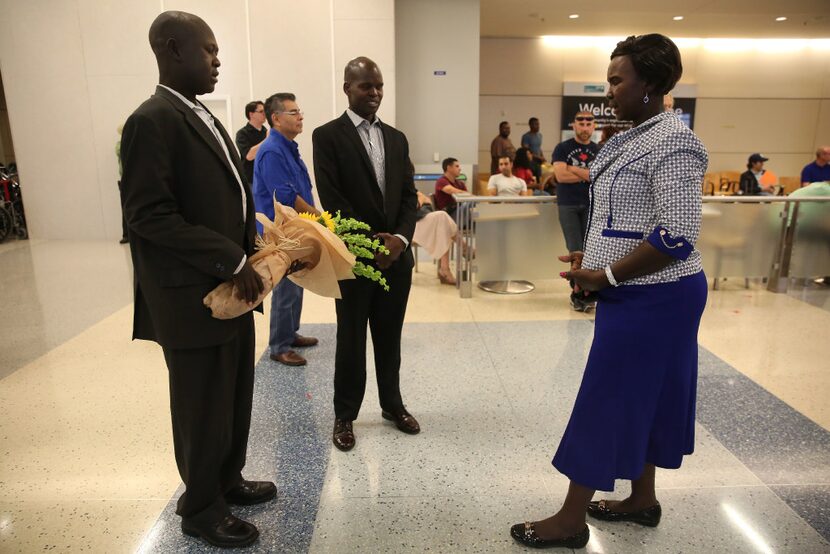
[318, 211, 336, 232]
[298, 211, 336, 233]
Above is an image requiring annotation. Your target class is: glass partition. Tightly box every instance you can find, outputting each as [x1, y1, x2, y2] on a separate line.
[453, 196, 830, 298]
[790, 201, 830, 278]
[697, 201, 784, 279]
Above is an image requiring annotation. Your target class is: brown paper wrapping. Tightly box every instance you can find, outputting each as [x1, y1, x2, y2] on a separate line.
[203, 202, 356, 319]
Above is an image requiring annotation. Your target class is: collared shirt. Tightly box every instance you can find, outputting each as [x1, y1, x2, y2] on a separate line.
[344, 108, 408, 247]
[346, 108, 386, 197]
[801, 160, 830, 184]
[253, 128, 314, 232]
[158, 84, 248, 273]
[582, 111, 708, 285]
[235, 122, 267, 185]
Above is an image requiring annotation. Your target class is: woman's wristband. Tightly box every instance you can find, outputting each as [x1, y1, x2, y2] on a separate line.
[604, 265, 619, 287]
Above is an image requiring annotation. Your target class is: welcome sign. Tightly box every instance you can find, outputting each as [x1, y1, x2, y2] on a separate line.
[560, 82, 696, 141]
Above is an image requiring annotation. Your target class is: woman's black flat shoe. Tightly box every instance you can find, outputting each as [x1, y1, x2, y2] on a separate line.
[587, 500, 661, 527]
[509, 522, 590, 549]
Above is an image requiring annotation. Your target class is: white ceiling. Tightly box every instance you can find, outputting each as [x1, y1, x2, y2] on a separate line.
[480, 0, 830, 39]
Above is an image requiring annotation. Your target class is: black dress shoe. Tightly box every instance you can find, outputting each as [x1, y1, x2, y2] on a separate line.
[509, 522, 590, 549]
[381, 408, 420, 434]
[587, 500, 661, 527]
[225, 480, 277, 505]
[181, 514, 259, 548]
[333, 418, 355, 451]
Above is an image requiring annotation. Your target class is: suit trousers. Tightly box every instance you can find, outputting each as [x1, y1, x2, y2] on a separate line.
[162, 312, 255, 525]
[269, 278, 303, 355]
[333, 267, 412, 420]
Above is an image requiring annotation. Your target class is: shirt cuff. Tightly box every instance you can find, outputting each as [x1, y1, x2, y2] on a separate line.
[394, 234, 409, 248]
[647, 226, 693, 260]
[233, 254, 247, 275]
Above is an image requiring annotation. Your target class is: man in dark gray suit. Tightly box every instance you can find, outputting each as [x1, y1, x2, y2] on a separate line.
[312, 57, 420, 452]
[120, 11, 273, 548]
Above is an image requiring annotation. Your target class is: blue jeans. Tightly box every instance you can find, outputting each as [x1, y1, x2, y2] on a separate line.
[270, 278, 303, 355]
[557, 203, 589, 252]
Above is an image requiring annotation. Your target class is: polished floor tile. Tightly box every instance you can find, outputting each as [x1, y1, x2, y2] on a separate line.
[0, 240, 133, 379]
[2, 240, 830, 552]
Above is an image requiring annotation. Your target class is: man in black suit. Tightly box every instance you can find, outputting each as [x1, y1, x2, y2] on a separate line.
[312, 57, 420, 452]
[120, 11, 274, 548]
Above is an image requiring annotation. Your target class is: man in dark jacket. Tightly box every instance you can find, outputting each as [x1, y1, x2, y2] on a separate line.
[120, 11, 273, 548]
[312, 57, 420, 452]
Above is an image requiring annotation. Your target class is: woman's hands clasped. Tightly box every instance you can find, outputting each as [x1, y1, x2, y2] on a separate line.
[558, 251, 609, 293]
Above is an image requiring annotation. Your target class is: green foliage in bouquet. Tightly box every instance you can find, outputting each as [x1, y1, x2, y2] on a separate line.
[301, 210, 390, 291]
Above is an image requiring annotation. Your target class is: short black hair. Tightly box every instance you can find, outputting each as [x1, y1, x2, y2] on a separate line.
[442, 157, 458, 172]
[611, 34, 682, 96]
[244, 101, 263, 121]
[264, 92, 296, 127]
[499, 121, 509, 128]
[513, 148, 531, 169]
[528, 117, 538, 126]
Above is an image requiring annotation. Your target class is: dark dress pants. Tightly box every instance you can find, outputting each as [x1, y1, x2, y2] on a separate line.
[162, 312, 255, 526]
[333, 267, 412, 421]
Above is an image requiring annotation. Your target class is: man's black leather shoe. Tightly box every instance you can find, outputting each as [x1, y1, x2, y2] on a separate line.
[510, 522, 590, 549]
[333, 418, 355, 451]
[181, 514, 259, 548]
[381, 408, 420, 434]
[225, 480, 277, 506]
[587, 500, 662, 527]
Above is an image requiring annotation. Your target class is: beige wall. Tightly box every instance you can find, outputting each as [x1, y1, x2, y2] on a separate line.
[396, 0, 479, 167]
[0, 0, 395, 240]
[479, 37, 830, 178]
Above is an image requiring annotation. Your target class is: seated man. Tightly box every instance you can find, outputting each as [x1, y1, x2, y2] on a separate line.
[487, 156, 530, 197]
[434, 157, 467, 217]
[801, 146, 830, 187]
[739, 153, 775, 195]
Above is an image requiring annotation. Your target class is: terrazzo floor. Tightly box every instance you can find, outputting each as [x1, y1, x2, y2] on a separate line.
[1, 239, 829, 553]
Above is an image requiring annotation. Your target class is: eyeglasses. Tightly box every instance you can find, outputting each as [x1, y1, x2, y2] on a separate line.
[575, 116, 595, 122]
[278, 110, 304, 117]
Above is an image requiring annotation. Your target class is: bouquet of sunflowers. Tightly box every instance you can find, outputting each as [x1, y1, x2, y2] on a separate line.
[203, 201, 390, 320]
[299, 210, 390, 292]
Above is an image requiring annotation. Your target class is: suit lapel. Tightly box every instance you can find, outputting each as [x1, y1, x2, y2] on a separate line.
[154, 86, 239, 184]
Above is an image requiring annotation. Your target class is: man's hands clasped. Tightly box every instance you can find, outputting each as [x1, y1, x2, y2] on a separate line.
[373, 233, 405, 270]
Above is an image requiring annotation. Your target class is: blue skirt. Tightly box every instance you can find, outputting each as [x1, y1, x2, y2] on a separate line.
[552, 271, 708, 491]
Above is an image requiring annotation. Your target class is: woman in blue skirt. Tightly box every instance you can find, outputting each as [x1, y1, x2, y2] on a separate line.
[511, 34, 709, 549]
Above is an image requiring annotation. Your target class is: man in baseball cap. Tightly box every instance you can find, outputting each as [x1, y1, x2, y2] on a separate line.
[739, 153, 775, 195]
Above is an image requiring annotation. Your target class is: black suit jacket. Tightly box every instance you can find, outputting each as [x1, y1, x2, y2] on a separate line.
[120, 86, 258, 350]
[312, 112, 417, 271]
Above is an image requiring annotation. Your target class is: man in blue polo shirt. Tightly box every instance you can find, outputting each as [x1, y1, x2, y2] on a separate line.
[253, 92, 319, 366]
[801, 145, 830, 187]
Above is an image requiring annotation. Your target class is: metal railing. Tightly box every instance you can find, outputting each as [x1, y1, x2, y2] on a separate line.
[450, 194, 830, 298]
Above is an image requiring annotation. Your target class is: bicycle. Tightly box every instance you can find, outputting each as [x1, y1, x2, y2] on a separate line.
[0, 164, 28, 241]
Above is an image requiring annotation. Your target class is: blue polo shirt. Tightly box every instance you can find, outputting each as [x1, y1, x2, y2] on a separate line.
[253, 129, 314, 233]
[801, 161, 830, 185]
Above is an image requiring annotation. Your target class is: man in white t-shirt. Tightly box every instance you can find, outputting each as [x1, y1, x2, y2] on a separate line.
[487, 156, 530, 196]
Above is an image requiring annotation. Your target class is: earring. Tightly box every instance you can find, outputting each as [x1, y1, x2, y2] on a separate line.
[643, 93, 650, 104]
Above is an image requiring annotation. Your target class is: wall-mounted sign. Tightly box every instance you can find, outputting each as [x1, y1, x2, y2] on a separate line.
[433, 70, 446, 76]
[560, 82, 697, 142]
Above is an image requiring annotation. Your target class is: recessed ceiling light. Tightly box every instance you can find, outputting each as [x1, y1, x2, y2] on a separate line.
[673, 16, 684, 21]
[569, 14, 579, 19]
[776, 16, 787, 21]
